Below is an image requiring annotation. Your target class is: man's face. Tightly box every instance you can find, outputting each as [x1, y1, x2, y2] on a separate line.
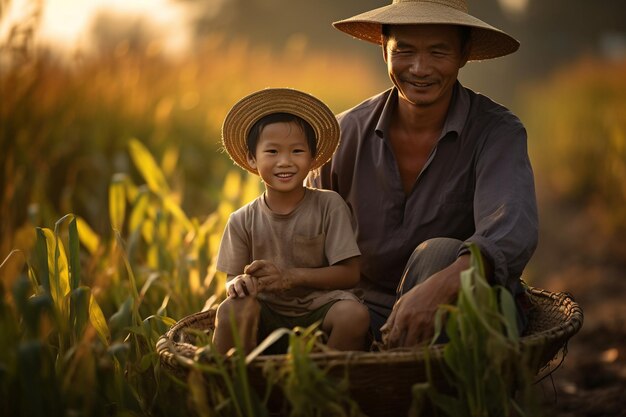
[383, 24, 469, 109]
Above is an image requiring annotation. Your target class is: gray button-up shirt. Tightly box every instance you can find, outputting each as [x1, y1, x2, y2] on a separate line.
[310, 82, 538, 301]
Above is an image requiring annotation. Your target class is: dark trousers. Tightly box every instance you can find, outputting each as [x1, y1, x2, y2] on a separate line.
[366, 237, 526, 343]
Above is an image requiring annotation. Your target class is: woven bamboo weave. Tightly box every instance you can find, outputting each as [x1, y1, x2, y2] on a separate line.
[156, 286, 583, 415]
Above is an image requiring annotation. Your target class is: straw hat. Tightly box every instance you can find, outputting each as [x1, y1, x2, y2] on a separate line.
[222, 88, 340, 175]
[333, 0, 520, 61]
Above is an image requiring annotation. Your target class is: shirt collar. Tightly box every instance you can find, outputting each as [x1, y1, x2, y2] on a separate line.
[375, 88, 396, 139]
[374, 82, 470, 141]
[442, 81, 470, 140]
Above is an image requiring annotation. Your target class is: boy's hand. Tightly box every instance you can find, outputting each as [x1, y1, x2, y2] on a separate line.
[244, 260, 293, 292]
[226, 274, 259, 298]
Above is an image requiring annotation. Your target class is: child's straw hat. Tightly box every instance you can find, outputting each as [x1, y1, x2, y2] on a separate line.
[333, 0, 520, 61]
[222, 88, 340, 175]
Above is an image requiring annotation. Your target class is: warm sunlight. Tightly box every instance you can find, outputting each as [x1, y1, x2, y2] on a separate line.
[497, 0, 528, 16]
[1, 0, 192, 53]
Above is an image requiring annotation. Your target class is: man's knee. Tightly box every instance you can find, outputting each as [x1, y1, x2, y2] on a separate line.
[398, 237, 464, 294]
[412, 237, 464, 260]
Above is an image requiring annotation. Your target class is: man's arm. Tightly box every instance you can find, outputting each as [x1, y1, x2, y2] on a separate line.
[244, 256, 360, 293]
[466, 118, 538, 287]
[381, 251, 493, 347]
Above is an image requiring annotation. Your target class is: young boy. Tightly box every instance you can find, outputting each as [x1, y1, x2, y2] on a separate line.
[213, 88, 369, 354]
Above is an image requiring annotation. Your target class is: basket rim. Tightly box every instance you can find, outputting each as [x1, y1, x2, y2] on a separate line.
[156, 286, 584, 369]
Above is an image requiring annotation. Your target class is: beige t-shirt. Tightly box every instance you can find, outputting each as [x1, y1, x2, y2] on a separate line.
[217, 187, 361, 316]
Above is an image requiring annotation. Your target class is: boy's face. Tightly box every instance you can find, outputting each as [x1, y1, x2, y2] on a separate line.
[247, 121, 314, 196]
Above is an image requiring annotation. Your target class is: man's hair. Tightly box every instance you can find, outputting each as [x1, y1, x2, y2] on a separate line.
[246, 113, 317, 157]
[381, 24, 472, 52]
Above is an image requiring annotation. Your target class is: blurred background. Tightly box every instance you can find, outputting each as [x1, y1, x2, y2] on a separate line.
[1, 0, 625, 413]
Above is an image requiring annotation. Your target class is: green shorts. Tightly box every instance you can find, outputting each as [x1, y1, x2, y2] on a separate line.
[257, 299, 337, 355]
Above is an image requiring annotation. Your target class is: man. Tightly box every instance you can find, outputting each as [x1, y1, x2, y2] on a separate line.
[310, 0, 538, 348]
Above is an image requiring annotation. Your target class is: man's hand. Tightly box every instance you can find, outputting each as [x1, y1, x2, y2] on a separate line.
[226, 274, 259, 298]
[381, 255, 469, 348]
[244, 260, 294, 292]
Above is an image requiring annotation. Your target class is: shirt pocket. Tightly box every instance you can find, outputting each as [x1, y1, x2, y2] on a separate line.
[292, 233, 326, 268]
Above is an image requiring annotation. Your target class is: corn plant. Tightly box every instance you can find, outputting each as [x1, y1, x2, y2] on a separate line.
[173, 320, 278, 417]
[258, 324, 365, 417]
[411, 243, 536, 417]
[0, 214, 130, 417]
[0, 135, 260, 416]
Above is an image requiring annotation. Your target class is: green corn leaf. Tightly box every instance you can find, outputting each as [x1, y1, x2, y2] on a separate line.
[70, 286, 91, 342]
[113, 231, 141, 325]
[40, 228, 70, 316]
[89, 292, 111, 345]
[143, 314, 176, 330]
[75, 216, 100, 255]
[68, 217, 81, 290]
[141, 317, 154, 341]
[108, 296, 134, 341]
[139, 272, 160, 299]
[142, 219, 155, 245]
[110, 174, 127, 232]
[466, 242, 486, 278]
[142, 314, 175, 339]
[498, 287, 520, 342]
[221, 170, 241, 202]
[241, 172, 262, 205]
[138, 351, 156, 372]
[246, 328, 292, 364]
[188, 369, 214, 417]
[129, 188, 150, 233]
[25, 292, 54, 338]
[128, 138, 171, 195]
[163, 194, 193, 232]
[155, 294, 170, 317]
[124, 174, 139, 203]
[107, 342, 130, 368]
[26, 260, 41, 296]
[12, 275, 31, 328]
[34, 228, 50, 292]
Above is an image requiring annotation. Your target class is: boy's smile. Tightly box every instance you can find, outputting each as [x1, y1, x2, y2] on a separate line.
[247, 121, 314, 211]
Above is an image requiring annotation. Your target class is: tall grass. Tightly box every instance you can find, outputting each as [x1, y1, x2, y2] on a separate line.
[0, 133, 257, 415]
[1, 134, 369, 416]
[0, 35, 386, 261]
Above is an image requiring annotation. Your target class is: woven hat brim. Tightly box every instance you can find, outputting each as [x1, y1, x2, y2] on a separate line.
[221, 88, 340, 175]
[333, 2, 520, 61]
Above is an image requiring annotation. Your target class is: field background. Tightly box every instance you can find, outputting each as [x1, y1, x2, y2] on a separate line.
[1, 1, 625, 416]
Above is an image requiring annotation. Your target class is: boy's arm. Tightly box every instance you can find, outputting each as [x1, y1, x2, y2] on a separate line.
[245, 256, 360, 292]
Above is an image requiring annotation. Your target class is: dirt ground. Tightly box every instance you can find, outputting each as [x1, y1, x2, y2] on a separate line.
[531, 206, 626, 417]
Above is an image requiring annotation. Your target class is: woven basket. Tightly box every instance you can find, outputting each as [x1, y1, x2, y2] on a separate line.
[156, 286, 583, 416]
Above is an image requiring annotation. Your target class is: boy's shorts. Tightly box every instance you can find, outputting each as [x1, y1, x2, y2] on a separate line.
[257, 299, 337, 355]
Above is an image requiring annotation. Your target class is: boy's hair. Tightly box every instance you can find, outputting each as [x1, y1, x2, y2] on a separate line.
[246, 113, 317, 157]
